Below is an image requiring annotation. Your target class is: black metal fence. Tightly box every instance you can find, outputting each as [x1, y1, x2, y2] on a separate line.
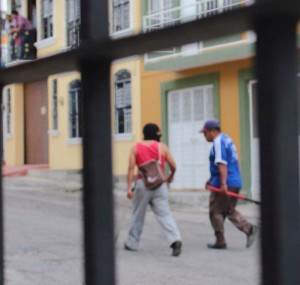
[0, 0, 300, 284]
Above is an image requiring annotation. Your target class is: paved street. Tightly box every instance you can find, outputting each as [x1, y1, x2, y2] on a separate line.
[4, 177, 83, 285]
[3, 176, 260, 285]
[117, 203, 260, 285]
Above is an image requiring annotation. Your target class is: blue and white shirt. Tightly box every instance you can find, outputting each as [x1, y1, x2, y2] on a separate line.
[209, 133, 242, 188]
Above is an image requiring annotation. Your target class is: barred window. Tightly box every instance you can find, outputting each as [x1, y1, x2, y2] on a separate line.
[68, 80, 82, 138]
[112, 0, 130, 33]
[41, 0, 53, 39]
[66, 0, 81, 49]
[6, 88, 11, 135]
[115, 70, 132, 134]
[52, 79, 58, 130]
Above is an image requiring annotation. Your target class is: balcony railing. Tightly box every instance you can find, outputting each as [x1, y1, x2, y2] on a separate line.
[143, 0, 254, 62]
[144, 0, 253, 32]
[6, 29, 37, 65]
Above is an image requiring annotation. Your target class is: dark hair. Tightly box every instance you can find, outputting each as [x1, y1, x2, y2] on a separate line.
[11, 10, 18, 16]
[143, 123, 161, 141]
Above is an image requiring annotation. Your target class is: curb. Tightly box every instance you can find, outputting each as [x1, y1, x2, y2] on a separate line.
[2, 165, 48, 177]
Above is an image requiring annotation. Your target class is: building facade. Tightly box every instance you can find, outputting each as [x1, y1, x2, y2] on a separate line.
[4, 0, 299, 198]
[3, 0, 83, 169]
[2, 0, 144, 176]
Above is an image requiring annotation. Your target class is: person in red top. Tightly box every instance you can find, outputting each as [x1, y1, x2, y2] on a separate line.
[125, 123, 182, 256]
[11, 10, 33, 59]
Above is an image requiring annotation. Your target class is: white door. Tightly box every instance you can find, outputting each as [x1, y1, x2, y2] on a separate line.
[248, 81, 260, 200]
[168, 86, 213, 189]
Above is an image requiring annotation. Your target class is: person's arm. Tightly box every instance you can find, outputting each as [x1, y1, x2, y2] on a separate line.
[205, 178, 211, 189]
[127, 145, 136, 199]
[12, 17, 24, 32]
[213, 135, 228, 193]
[163, 144, 176, 183]
[217, 163, 228, 193]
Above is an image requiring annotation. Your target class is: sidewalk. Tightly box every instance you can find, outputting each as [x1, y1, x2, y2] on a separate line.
[2, 164, 48, 177]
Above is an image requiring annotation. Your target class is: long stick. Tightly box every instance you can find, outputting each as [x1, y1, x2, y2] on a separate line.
[207, 186, 261, 205]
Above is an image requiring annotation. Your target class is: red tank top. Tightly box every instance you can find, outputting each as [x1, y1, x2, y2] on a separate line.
[135, 141, 166, 179]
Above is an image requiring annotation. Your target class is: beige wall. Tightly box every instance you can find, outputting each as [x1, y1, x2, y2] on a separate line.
[48, 72, 82, 169]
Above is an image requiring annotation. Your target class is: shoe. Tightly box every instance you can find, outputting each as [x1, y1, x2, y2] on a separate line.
[124, 243, 136, 251]
[170, 241, 182, 257]
[207, 243, 227, 249]
[246, 225, 258, 248]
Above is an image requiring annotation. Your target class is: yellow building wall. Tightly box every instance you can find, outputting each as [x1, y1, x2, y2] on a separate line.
[35, 1, 66, 58]
[133, 1, 142, 34]
[111, 57, 142, 177]
[4, 84, 24, 165]
[141, 58, 254, 157]
[48, 72, 82, 169]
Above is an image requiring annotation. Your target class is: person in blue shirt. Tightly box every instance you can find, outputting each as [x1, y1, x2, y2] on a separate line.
[201, 119, 258, 249]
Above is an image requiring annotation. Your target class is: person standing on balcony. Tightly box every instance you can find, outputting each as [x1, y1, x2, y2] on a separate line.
[4, 14, 17, 60]
[200, 119, 258, 249]
[11, 10, 33, 59]
[125, 123, 182, 257]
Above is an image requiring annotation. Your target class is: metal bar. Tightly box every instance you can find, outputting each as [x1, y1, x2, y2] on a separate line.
[255, 15, 300, 285]
[1, 1, 298, 85]
[81, 60, 115, 285]
[80, 0, 115, 285]
[0, 85, 4, 285]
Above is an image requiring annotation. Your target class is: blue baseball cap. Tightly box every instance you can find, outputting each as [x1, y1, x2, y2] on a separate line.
[200, 119, 220, 133]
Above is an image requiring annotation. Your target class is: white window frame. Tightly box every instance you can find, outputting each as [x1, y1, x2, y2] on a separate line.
[35, 0, 55, 47]
[110, 0, 133, 38]
[68, 80, 82, 139]
[114, 70, 132, 136]
[35, 0, 56, 50]
[65, 0, 81, 49]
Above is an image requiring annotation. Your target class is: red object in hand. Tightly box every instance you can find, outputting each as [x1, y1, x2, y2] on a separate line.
[207, 185, 261, 205]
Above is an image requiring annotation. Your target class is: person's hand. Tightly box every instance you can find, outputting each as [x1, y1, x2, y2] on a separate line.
[167, 173, 174, 184]
[220, 184, 228, 194]
[127, 188, 134, 199]
[205, 180, 210, 190]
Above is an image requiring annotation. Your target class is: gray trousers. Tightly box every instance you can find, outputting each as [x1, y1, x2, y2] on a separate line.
[125, 179, 181, 250]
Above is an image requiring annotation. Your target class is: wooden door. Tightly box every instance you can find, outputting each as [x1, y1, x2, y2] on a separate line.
[24, 81, 49, 164]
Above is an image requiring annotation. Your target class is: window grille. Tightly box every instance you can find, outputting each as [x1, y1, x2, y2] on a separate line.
[112, 0, 130, 32]
[41, 0, 53, 39]
[66, 0, 81, 49]
[68, 80, 82, 138]
[52, 79, 58, 130]
[115, 70, 132, 134]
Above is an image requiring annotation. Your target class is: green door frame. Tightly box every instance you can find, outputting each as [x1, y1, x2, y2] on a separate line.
[238, 67, 255, 196]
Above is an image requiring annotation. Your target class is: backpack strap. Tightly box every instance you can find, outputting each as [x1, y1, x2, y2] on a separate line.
[158, 142, 161, 164]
